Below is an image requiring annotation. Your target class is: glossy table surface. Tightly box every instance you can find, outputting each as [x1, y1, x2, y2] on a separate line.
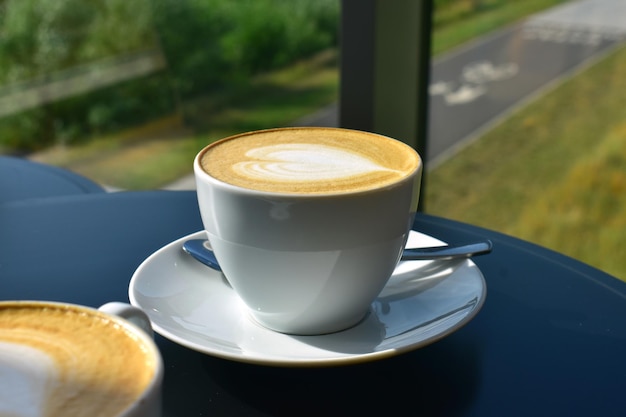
[1, 190, 624, 417]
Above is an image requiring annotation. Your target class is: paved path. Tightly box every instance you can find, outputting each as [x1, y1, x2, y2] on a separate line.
[428, 0, 626, 166]
[165, 0, 626, 190]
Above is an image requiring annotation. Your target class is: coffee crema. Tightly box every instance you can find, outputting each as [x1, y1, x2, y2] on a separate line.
[0, 303, 156, 417]
[200, 128, 420, 194]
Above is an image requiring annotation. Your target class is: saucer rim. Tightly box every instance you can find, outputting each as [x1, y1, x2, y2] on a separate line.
[129, 230, 486, 367]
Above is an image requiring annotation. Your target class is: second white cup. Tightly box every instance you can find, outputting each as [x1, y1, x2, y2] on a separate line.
[0, 301, 162, 417]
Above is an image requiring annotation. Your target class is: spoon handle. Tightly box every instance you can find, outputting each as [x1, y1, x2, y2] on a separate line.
[182, 239, 493, 272]
[401, 240, 492, 260]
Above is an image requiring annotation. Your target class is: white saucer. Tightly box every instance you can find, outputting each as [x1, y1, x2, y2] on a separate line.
[129, 230, 486, 367]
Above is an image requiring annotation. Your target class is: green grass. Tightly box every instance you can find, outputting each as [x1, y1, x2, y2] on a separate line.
[424, 44, 626, 280]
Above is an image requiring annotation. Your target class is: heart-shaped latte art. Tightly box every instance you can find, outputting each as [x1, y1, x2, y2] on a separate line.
[234, 143, 395, 182]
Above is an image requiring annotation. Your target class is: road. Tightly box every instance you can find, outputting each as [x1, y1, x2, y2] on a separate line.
[428, 0, 626, 166]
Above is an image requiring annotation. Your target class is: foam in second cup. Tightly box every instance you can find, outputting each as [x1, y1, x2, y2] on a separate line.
[0, 303, 157, 417]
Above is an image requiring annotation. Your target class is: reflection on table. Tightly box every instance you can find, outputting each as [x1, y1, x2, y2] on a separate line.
[0, 155, 104, 204]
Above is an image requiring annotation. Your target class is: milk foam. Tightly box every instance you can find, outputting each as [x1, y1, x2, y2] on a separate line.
[0, 341, 58, 417]
[235, 143, 396, 182]
[201, 127, 421, 194]
[0, 304, 156, 417]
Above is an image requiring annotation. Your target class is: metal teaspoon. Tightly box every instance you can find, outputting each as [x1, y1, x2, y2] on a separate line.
[182, 238, 493, 272]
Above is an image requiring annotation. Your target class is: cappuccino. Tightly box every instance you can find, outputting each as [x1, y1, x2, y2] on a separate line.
[0, 302, 157, 417]
[200, 127, 420, 194]
[194, 127, 423, 334]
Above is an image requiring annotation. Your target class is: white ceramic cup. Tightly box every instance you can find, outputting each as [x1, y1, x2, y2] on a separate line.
[194, 127, 422, 335]
[0, 301, 162, 417]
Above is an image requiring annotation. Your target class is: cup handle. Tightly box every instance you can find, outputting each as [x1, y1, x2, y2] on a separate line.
[98, 302, 154, 338]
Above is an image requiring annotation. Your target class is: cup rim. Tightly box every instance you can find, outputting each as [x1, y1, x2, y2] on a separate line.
[194, 127, 422, 198]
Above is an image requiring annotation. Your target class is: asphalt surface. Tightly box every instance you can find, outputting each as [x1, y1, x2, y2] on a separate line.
[428, 0, 626, 166]
[165, 0, 626, 190]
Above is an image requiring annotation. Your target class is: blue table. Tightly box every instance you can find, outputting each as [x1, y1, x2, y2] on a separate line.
[1, 190, 624, 416]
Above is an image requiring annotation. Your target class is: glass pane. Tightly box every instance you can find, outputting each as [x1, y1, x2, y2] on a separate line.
[425, 0, 626, 280]
[2, 0, 623, 281]
[0, 0, 340, 190]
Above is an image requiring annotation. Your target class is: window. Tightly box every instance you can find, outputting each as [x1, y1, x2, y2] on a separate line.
[1, 0, 624, 279]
